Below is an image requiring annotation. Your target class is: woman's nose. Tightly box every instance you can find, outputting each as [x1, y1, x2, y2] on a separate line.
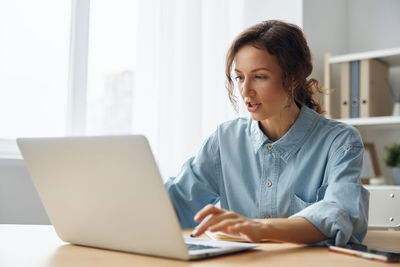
[241, 80, 254, 97]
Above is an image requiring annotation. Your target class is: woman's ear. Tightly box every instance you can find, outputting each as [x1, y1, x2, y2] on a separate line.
[290, 75, 299, 90]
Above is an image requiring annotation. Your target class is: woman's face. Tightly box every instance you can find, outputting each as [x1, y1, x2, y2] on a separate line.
[234, 45, 291, 121]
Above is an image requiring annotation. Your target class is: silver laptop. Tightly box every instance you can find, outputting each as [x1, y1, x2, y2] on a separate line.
[17, 135, 258, 260]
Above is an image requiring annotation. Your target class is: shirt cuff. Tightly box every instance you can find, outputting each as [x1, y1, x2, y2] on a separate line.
[289, 200, 353, 246]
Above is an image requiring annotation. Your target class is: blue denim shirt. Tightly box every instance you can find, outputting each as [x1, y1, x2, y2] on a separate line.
[165, 106, 369, 246]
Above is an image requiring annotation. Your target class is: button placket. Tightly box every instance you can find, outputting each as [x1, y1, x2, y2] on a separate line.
[262, 143, 275, 218]
[266, 144, 273, 188]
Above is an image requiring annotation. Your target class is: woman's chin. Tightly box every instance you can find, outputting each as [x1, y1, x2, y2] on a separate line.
[249, 112, 269, 121]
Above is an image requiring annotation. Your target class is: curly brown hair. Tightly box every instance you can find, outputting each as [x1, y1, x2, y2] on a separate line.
[225, 20, 324, 114]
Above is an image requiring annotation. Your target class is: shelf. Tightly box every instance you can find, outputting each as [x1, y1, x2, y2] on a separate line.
[338, 116, 400, 130]
[329, 47, 400, 66]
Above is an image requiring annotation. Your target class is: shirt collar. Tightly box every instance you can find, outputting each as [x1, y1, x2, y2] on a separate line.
[250, 105, 319, 162]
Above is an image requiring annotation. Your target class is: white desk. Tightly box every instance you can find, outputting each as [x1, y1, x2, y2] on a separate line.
[1, 224, 399, 267]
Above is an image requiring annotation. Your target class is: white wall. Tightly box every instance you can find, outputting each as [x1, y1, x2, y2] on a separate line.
[303, 0, 348, 88]
[347, 0, 400, 53]
[243, 0, 303, 28]
[347, 0, 400, 95]
[0, 159, 50, 224]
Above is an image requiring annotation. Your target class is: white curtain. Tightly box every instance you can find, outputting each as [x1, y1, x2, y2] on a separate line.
[133, 0, 245, 179]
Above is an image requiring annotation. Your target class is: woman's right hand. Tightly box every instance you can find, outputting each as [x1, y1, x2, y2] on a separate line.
[190, 204, 268, 243]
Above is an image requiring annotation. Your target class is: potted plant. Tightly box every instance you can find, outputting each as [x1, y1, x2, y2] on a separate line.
[383, 143, 400, 185]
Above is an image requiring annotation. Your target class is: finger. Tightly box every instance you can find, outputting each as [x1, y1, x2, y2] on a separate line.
[191, 211, 237, 237]
[192, 211, 237, 237]
[193, 204, 224, 223]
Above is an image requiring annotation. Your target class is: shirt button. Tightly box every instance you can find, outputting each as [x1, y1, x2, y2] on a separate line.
[266, 180, 272, 187]
[267, 145, 273, 150]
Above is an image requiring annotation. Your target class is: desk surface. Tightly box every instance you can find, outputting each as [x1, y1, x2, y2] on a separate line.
[1, 224, 399, 267]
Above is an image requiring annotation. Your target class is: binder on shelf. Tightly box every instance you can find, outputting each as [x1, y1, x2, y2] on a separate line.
[359, 59, 391, 117]
[324, 53, 341, 119]
[350, 61, 360, 118]
[340, 59, 391, 118]
[340, 62, 350, 118]
[325, 48, 399, 120]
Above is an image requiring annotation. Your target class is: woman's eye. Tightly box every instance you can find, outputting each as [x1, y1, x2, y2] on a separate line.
[234, 76, 243, 82]
[255, 75, 267, 79]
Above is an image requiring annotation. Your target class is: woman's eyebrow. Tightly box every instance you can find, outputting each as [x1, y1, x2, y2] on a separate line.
[234, 68, 271, 73]
[251, 68, 271, 72]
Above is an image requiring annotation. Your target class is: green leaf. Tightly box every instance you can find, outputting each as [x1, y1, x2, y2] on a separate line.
[384, 143, 400, 167]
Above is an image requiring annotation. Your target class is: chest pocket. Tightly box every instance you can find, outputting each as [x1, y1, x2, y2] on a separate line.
[316, 184, 328, 201]
[290, 184, 328, 215]
[291, 193, 313, 214]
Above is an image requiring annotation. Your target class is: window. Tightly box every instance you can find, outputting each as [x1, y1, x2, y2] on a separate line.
[86, 0, 139, 135]
[0, 0, 242, 178]
[0, 1, 71, 138]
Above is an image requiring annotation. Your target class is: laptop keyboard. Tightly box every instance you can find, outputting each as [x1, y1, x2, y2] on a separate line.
[186, 243, 221, 251]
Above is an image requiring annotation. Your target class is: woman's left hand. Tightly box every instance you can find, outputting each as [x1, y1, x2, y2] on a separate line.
[190, 204, 267, 243]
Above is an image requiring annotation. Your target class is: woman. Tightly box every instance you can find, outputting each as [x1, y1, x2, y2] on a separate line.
[165, 20, 369, 246]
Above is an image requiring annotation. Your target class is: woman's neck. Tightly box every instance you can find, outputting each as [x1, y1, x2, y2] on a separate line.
[259, 103, 301, 142]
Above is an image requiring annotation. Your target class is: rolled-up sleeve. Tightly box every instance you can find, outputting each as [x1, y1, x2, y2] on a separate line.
[289, 142, 369, 246]
[165, 131, 221, 228]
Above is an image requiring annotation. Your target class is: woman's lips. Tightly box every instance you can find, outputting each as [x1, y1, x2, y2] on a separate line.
[247, 103, 261, 112]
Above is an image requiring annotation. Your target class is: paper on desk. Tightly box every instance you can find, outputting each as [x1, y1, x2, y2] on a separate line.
[205, 231, 270, 243]
[205, 230, 248, 242]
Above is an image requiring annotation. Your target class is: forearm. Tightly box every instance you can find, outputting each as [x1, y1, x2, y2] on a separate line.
[261, 217, 327, 244]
